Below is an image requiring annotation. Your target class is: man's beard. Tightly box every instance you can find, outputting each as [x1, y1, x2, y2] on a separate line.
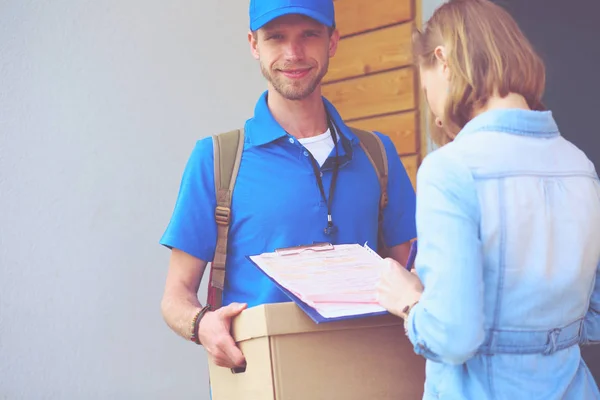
[260, 60, 329, 101]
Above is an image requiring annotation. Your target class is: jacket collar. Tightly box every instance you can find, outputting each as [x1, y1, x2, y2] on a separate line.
[457, 108, 560, 140]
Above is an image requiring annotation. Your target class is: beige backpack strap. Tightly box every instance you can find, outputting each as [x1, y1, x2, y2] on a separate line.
[209, 128, 244, 309]
[349, 127, 389, 255]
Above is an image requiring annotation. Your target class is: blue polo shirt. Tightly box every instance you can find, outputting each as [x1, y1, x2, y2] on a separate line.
[160, 91, 417, 307]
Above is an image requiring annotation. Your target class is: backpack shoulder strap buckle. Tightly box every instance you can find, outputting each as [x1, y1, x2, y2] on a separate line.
[215, 206, 231, 225]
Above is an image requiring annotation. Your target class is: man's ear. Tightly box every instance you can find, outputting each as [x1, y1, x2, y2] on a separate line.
[248, 30, 259, 60]
[328, 28, 340, 57]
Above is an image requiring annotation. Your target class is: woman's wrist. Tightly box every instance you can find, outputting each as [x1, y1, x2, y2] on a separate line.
[399, 291, 421, 319]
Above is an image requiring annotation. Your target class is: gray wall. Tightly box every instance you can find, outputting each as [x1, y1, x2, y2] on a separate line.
[420, 0, 447, 153]
[422, 0, 446, 25]
[0, 1, 264, 398]
[492, 0, 599, 173]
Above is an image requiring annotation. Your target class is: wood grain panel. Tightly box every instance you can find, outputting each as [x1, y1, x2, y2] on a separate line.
[325, 23, 413, 83]
[322, 68, 415, 121]
[334, 0, 412, 37]
[349, 112, 417, 155]
[401, 154, 419, 190]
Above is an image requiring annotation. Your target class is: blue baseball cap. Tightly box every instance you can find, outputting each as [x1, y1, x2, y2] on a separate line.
[249, 0, 335, 31]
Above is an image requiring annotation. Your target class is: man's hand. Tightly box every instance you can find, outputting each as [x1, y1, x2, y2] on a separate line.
[376, 258, 423, 318]
[198, 302, 248, 368]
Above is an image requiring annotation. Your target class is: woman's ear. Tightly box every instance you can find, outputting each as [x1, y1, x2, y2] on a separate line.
[433, 46, 446, 64]
[433, 46, 449, 75]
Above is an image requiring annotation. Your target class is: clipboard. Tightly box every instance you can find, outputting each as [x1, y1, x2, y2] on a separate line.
[274, 242, 334, 256]
[246, 242, 390, 324]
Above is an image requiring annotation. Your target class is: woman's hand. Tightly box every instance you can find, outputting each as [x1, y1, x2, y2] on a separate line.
[376, 258, 424, 318]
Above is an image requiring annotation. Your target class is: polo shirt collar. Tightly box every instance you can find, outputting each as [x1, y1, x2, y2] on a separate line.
[246, 90, 359, 147]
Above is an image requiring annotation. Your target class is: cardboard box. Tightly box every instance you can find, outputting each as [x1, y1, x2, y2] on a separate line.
[208, 302, 425, 400]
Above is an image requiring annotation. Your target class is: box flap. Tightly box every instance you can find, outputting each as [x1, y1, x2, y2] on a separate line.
[231, 302, 403, 343]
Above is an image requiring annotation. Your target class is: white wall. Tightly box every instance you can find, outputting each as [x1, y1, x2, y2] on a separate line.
[0, 1, 265, 399]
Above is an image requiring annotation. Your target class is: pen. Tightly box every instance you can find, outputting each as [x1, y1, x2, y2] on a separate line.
[405, 240, 418, 271]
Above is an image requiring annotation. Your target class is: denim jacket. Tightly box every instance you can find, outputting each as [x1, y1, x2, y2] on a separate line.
[406, 109, 600, 399]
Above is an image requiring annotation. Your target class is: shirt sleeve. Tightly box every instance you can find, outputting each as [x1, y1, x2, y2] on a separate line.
[405, 149, 486, 365]
[374, 132, 417, 247]
[159, 138, 217, 262]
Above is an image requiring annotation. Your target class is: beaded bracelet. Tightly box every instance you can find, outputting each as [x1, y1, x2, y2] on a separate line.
[400, 300, 419, 320]
[401, 301, 419, 336]
[190, 305, 211, 345]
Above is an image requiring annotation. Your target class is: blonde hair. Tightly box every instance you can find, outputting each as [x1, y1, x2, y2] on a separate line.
[413, 0, 546, 143]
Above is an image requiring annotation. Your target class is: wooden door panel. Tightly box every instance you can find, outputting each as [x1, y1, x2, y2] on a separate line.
[400, 154, 419, 189]
[322, 68, 415, 120]
[325, 23, 414, 83]
[334, 0, 413, 37]
[348, 112, 418, 155]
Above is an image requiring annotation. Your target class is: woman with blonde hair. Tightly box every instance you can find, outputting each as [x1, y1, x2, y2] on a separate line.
[376, 0, 600, 398]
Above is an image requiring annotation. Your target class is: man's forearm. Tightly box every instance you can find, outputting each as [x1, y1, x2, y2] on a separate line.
[161, 291, 203, 341]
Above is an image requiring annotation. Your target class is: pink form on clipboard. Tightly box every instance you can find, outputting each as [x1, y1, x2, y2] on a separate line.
[249, 243, 388, 319]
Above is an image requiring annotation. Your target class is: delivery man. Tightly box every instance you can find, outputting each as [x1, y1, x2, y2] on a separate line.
[159, 0, 417, 370]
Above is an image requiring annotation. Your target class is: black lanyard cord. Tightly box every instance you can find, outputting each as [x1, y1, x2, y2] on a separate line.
[306, 115, 340, 236]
